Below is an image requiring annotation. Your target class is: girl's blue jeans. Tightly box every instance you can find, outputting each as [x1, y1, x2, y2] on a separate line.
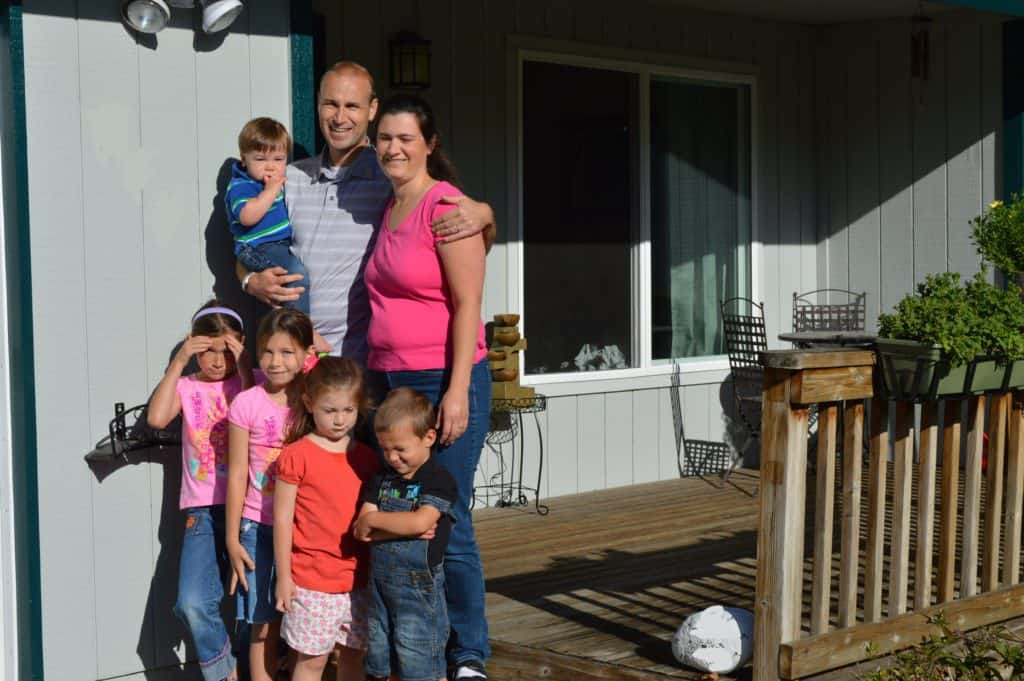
[376, 359, 492, 668]
[174, 505, 236, 681]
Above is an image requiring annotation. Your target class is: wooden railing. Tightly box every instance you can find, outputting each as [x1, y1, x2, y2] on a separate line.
[754, 349, 1024, 680]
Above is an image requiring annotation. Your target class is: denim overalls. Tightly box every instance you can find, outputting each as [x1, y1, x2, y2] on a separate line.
[365, 476, 451, 681]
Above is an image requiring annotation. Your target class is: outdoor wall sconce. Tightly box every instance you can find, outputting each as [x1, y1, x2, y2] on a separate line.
[390, 31, 432, 90]
[121, 0, 243, 35]
[121, 0, 170, 33]
[911, 11, 931, 82]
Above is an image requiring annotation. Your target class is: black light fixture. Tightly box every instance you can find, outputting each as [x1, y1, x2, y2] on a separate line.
[390, 31, 431, 90]
[911, 6, 932, 82]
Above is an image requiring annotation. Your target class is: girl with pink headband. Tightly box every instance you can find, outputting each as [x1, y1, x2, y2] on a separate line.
[148, 300, 254, 681]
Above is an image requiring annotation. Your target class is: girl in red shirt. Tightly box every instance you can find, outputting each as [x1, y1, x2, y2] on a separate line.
[272, 357, 380, 681]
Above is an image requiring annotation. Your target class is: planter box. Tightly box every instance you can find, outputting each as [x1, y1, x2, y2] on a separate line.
[1006, 360, 1024, 390]
[875, 338, 970, 401]
[968, 358, 1007, 393]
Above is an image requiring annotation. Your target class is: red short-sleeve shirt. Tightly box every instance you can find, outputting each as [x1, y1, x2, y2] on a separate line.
[275, 438, 380, 593]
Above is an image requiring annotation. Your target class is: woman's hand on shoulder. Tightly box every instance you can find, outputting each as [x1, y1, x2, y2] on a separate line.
[437, 387, 469, 446]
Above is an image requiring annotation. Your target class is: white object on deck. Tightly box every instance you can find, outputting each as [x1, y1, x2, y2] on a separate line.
[672, 605, 754, 673]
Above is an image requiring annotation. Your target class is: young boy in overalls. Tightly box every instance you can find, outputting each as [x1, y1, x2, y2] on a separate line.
[353, 387, 458, 681]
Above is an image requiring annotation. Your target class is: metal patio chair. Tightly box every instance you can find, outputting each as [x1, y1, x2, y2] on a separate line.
[720, 297, 767, 486]
[792, 288, 867, 332]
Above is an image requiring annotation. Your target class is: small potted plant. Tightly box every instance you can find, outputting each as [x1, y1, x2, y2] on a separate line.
[876, 270, 1024, 400]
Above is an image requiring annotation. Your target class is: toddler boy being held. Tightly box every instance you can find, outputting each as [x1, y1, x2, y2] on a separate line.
[228, 117, 311, 316]
[354, 387, 457, 681]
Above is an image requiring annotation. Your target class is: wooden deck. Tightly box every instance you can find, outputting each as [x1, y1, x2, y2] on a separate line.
[477, 471, 762, 680]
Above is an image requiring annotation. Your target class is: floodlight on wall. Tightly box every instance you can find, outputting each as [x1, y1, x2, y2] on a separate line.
[121, 0, 170, 33]
[201, 0, 243, 33]
[390, 31, 432, 90]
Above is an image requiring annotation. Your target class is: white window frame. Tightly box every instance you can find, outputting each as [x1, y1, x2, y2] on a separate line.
[509, 43, 760, 393]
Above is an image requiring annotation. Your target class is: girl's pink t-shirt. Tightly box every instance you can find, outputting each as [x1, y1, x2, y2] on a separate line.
[228, 382, 292, 525]
[175, 373, 244, 510]
[365, 181, 487, 372]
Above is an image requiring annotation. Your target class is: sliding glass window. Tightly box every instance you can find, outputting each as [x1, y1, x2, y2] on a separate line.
[521, 56, 753, 376]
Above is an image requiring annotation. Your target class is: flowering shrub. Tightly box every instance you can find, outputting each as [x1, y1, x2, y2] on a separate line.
[971, 195, 1024, 278]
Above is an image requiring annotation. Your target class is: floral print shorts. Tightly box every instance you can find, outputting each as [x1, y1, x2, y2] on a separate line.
[281, 585, 371, 656]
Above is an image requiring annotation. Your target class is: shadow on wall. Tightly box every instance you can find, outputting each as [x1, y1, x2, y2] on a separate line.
[204, 157, 271, 355]
[83, 344, 225, 680]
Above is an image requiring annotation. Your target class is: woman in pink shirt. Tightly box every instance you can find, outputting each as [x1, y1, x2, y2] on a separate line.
[364, 94, 492, 680]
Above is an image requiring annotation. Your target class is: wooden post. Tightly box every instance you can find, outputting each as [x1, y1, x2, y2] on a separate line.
[963, 396, 986, 598]
[915, 401, 939, 610]
[983, 393, 1008, 592]
[865, 398, 889, 622]
[1005, 394, 1024, 586]
[812, 404, 838, 635]
[754, 350, 874, 681]
[754, 368, 810, 681]
[938, 399, 962, 603]
[838, 400, 864, 627]
[889, 401, 914, 616]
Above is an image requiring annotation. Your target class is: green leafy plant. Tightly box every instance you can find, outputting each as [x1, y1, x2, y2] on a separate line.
[858, 612, 1024, 680]
[972, 195, 1024, 278]
[878, 270, 1024, 367]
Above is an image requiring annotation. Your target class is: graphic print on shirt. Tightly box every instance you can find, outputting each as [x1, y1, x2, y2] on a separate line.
[254, 414, 282, 495]
[379, 479, 421, 505]
[187, 390, 230, 482]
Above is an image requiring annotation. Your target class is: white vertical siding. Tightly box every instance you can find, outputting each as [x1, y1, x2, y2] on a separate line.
[23, 2, 291, 678]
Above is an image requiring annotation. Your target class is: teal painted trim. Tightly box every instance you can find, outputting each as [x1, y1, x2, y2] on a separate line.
[4, 2, 42, 679]
[937, 0, 1024, 15]
[1005, 20, 1024, 198]
[290, 0, 314, 160]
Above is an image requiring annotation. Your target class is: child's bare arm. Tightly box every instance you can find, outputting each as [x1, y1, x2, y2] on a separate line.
[225, 424, 254, 593]
[273, 480, 298, 612]
[362, 506, 442, 539]
[147, 335, 212, 428]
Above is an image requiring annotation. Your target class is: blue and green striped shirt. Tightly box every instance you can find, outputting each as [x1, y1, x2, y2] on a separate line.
[226, 161, 292, 252]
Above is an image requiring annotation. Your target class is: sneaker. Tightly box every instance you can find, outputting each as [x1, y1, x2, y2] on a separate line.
[453, 660, 488, 680]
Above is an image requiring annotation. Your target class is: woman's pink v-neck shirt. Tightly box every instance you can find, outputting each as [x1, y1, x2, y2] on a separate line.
[365, 181, 487, 372]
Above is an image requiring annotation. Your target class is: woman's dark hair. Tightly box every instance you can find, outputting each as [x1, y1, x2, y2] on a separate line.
[285, 357, 371, 444]
[376, 94, 460, 187]
[190, 299, 243, 338]
[255, 308, 314, 355]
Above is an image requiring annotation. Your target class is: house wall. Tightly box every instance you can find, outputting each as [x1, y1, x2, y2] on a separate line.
[315, 0, 819, 497]
[816, 13, 1004, 326]
[22, 2, 291, 679]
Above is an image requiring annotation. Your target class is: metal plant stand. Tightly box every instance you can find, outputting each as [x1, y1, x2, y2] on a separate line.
[475, 395, 548, 515]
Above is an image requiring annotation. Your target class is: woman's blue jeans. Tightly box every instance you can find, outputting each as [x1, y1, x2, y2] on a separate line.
[376, 359, 492, 667]
[174, 506, 236, 681]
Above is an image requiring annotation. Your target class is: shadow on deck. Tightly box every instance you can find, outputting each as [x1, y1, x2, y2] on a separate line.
[476, 471, 761, 680]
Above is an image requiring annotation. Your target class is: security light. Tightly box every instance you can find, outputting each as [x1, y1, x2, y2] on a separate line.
[121, 0, 170, 34]
[200, 0, 243, 33]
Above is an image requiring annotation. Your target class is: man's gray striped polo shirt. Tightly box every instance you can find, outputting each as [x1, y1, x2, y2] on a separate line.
[286, 147, 392, 361]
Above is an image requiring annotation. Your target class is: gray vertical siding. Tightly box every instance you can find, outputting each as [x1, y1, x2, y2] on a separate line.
[316, 0, 817, 497]
[23, 2, 291, 678]
[818, 14, 1003, 328]
[18, 2, 1009, 678]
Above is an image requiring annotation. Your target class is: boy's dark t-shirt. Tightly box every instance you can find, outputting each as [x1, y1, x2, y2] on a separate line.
[361, 457, 457, 568]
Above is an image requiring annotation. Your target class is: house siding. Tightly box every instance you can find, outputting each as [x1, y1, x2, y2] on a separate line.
[817, 15, 1004, 327]
[315, 0, 819, 497]
[16, 2, 1008, 679]
[22, 2, 291, 678]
